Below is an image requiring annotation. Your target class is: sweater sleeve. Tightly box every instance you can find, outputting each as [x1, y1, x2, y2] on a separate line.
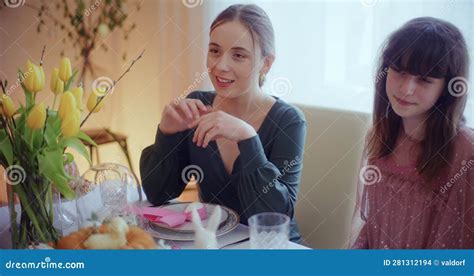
[139, 91, 211, 205]
[234, 109, 306, 219]
[139, 126, 190, 205]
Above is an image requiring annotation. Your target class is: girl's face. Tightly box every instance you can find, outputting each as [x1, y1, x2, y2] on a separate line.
[386, 67, 445, 120]
[207, 21, 268, 99]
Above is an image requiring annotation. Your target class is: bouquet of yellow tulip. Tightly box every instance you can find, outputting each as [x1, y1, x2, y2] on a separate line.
[0, 55, 103, 248]
[0, 47, 144, 248]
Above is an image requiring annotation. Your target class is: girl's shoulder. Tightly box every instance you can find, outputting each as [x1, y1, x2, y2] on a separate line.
[456, 126, 474, 157]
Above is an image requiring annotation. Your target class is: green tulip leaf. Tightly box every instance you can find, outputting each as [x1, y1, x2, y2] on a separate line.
[63, 152, 74, 164]
[62, 137, 91, 165]
[0, 131, 13, 165]
[64, 70, 78, 91]
[38, 148, 75, 199]
[44, 115, 61, 148]
[77, 130, 97, 147]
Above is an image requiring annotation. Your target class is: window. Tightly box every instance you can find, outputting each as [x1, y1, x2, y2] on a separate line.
[207, 0, 474, 126]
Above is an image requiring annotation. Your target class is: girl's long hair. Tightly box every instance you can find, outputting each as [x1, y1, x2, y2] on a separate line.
[367, 17, 470, 182]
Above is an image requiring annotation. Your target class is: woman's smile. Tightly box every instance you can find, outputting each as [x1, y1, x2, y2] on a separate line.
[215, 75, 235, 88]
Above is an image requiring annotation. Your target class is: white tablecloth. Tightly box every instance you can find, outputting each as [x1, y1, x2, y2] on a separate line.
[167, 224, 308, 250]
[0, 187, 308, 250]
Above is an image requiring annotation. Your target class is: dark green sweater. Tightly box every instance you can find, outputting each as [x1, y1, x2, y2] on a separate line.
[140, 91, 307, 243]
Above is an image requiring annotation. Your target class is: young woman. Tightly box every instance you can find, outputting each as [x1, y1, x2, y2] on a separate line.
[351, 17, 473, 249]
[140, 4, 306, 243]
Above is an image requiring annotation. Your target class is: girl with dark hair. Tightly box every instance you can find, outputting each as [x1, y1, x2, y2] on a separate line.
[351, 17, 473, 249]
[140, 4, 306, 243]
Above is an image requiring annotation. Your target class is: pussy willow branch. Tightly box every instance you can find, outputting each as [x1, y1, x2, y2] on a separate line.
[0, 116, 15, 157]
[80, 49, 145, 127]
[39, 45, 46, 66]
[0, 80, 7, 95]
[24, 3, 77, 39]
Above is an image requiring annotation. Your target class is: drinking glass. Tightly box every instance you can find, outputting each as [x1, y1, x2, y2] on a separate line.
[248, 212, 290, 249]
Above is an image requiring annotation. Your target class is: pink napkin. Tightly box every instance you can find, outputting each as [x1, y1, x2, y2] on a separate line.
[184, 206, 208, 221]
[132, 205, 207, 228]
[133, 206, 177, 217]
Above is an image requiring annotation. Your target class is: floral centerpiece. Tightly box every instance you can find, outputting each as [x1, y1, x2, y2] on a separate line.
[0, 48, 143, 248]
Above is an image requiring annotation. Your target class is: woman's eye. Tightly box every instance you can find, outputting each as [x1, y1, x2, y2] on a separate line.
[233, 53, 245, 59]
[209, 49, 219, 54]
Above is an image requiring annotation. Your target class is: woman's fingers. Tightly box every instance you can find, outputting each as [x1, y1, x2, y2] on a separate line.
[187, 100, 200, 119]
[176, 99, 210, 125]
[190, 110, 210, 130]
[160, 104, 188, 134]
[193, 118, 207, 145]
[202, 127, 220, 148]
[161, 99, 210, 134]
[177, 100, 193, 120]
[195, 100, 208, 113]
[193, 116, 214, 146]
[167, 105, 186, 124]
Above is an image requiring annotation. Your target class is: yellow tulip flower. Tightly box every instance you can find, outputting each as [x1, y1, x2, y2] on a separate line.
[24, 60, 45, 93]
[61, 109, 80, 138]
[0, 94, 15, 118]
[50, 68, 64, 95]
[59, 57, 72, 82]
[71, 87, 84, 110]
[87, 89, 105, 113]
[27, 103, 46, 130]
[58, 91, 77, 120]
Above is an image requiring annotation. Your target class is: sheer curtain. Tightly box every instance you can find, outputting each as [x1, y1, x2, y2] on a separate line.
[207, 0, 474, 125]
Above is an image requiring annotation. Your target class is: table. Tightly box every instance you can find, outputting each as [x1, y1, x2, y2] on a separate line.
[0, 187, 309, 249]
[165, 224, 308, 250]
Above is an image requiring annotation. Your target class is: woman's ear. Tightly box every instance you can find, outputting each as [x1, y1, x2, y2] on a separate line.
[261, 54, 275, 75]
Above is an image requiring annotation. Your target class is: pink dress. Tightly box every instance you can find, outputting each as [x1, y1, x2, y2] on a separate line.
[351, 127, 474, 249]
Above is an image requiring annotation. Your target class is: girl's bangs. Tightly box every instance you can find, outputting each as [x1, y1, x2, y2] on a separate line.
[384, 27, 449, 79]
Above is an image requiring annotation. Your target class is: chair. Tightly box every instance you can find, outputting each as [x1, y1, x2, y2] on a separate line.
[294, 104, 370, 249]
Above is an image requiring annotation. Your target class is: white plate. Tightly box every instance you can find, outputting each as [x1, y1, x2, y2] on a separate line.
[144, 203, 240, 241]
[150, 202, 229, 233]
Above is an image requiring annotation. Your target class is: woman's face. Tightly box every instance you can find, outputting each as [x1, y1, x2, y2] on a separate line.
[386, 67, 445, 120]
[207, 21, 267, 99]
